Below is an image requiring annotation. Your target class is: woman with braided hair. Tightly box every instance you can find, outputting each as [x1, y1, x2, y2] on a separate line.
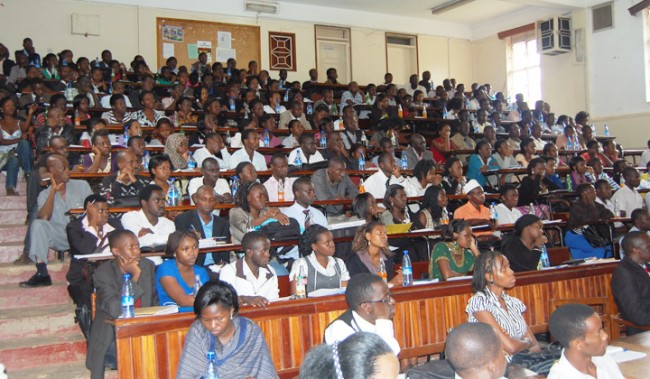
[288, 225, 350, 295]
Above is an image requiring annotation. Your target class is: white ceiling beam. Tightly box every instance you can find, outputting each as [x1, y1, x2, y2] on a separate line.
[498, 0, 602, 9]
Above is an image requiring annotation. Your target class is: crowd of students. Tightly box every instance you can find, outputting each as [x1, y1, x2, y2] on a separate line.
[0, 38, 647, 378]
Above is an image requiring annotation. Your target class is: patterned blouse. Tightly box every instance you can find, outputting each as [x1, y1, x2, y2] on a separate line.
[466, 288, 528, 343]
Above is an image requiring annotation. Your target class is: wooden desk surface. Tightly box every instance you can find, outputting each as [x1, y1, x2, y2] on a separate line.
[113, 261, 617, 379]
[611, 331, 650, 379]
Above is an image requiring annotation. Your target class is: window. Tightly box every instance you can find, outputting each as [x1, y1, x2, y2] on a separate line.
[506, 30, 541, 105]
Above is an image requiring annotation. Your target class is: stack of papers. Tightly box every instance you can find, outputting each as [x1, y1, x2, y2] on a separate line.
[135, 305, 179, 316]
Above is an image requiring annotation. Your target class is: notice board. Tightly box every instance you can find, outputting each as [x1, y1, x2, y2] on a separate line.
[156, 17, 261, 71]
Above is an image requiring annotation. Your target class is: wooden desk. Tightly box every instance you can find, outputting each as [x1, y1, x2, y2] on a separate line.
[114, 261, 617, 379]
[611, 331, 650, 379]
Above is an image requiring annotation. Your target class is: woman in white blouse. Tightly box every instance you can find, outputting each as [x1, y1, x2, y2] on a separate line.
[466, 250, 541, 361]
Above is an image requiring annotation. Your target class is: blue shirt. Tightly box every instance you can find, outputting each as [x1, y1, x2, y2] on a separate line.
[198, 211, 215, 265]
[155, 259, 210, 309]
[466, 154, 487, 187]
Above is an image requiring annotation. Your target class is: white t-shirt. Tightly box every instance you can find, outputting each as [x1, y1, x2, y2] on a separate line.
[187, 177, 232, 205]
[548, 349, 624, 379]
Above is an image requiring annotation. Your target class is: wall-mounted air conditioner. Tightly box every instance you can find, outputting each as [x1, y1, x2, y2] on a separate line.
[537, 17, 572, 56]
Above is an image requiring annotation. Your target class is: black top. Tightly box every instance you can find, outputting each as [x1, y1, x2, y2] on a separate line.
[518, 176, 541, 206]
[346, 251, 396, 281]
[611, 256, 650, 335]
[500, 234, 541, 273]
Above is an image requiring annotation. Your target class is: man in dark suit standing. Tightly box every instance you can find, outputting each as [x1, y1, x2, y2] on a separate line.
[611, 231, 650, 335]
[403, 133, 433, 170]
[86, 229, 157, 379]
[175, 184, 231, 267]
[0, 43, 15, 77]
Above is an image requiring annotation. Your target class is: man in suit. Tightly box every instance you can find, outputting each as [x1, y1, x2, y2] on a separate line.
[403, 133, 433, 170]
[0, 43, 15, 77]
[87, 229, 157, 379]
[174, 185, 231, 267]
[611, 231, 650, 335]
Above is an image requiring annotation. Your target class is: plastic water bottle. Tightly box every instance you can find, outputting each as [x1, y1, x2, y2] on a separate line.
[231, 175, 239, 197]
[320, 132, 326, 148]
[306, 103, 313, 115]
[378, 260, 387, 282]
[604, 124, 610, 137]
[528, 203, 535, 215]
[284, 90, 289, 102]
[443, 106, 449, 119]
[489, 202, 498, 224]
[567, 138, 573, 151]
[187, 154, 197, 169]
[193, 274, 202, 297]
[278, 179, 285, 202]
[365, 92, 371, 105]
[167, 179, 179, 206]
[358, 150, 366, 171]
[94, 57, 100, 67]
[263, 129, 270, 147]
[295, 266, 307, 298]
[229, 97, 236, 112]
[397, 104, 403, 119]
[205, 351, 219, 379]
[538, 112, 543, 123]
[121, 273, 134, 318]
[402, 251, 413, 286]
[123, 125, 130, 147]
[358, 178, 365, 193]
[400, 152, 408, 170]
[614, 199, 620, 217]
[294, 148, 303, 168]
[441, 208, 450, 225]
[275, 104, 280, 114]
[360, 132, 368, 147]
[143, 151, 150, 171]
[332, 103, 338, 116]
[422, 106, 428, 119]
[540, 244, 551, 269]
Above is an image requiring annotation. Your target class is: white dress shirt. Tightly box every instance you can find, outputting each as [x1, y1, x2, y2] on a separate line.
[187, 177, 232, 204]
[324, 310, 401, 355]
[287, 148, 325, 166]
[641, 149, 650, 167]
[192, 146, 231, 169]
[364, 169, 418, 200]
[263, 104, 286, 114]
[262, 176, 296, 202]
[340, 91, 363, 110]
[611, 185, 643, 217]
[547, 349, 624, 379]
[120, 209, 175, 247]
[228, 148, 267, 171]
[495, 203, 523, 225]
[219, 259, 279, 301]
[282, 202, 328, 232]
[282, 134, 299, 148]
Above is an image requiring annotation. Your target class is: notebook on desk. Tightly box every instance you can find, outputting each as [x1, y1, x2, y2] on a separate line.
[385, 223, 412, 235]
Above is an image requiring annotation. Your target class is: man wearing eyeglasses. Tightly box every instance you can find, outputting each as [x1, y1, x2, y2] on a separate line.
[324, 273, 400, 354]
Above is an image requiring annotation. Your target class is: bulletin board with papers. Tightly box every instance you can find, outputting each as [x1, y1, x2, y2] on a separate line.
[156, 17, 261, 71]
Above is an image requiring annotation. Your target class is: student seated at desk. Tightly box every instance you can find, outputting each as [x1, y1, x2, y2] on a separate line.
[380, 184, 428, 262]
[418, 185, 450, 229]
[548, 303, 624, 379]
[495, 184, 523, 226]
[566, 183, 614, 259]
[346, 221, 403, 286]
[147, 117, 174, 146]
[121, 184, 176, 251]
[289, 225, 350, 295]
[99, 150, 147, 206]
[219, 231, 280, 306]
[445, 323, 507, 379]
[430, 220, 479, 281]
[500, 215, 545, 272]
[518, 158, 547, 207]
[87, 230, 157, 379]
[164, 132, 189, 170]
[156, 231, 210, 308]
[176, 280, 278, 379]
[186, 158, 232, 206]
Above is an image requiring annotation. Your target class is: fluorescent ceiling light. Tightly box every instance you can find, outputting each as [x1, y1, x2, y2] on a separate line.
[245, 0, 279, 14]
[431, 0, 475, 15]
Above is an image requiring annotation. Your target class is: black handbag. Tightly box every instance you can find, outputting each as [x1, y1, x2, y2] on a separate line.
[258, 217, 301, 257]
[509, 342, 562, 376]
[577, 224, 612, 248]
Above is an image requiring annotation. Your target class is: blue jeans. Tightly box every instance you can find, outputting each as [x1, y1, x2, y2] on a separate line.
[2, 155, 18, 190]
[565, 231, 612, 259]
[16, 139, 33, 175]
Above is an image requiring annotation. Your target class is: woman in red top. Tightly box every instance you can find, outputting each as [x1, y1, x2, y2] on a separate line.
[430, 124, 458, 164]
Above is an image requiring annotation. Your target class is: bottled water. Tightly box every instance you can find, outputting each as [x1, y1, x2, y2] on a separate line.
[604, 124, 610, 137]
[121, 274, 134, 318]
[402, 251, 413, 286]
[295, 266, 307, 298]
[263, 129, 270, 147]
[275, 104, 280, 114]
[441, 208, 450, 225]
[193, 274, 202, 297]
[294, 149, 303, 168]
[204, 351, 219, 379]
[284, 90, 289, 102]
[187, 154, 196, 169]
[358, 178, 365, 194]
[378, 260, 387, 282]
[358, 150, 366, 171]
[278, 179, 285, 202]
[229, 97, 235, 112]
[306, 103, 313, 115]
[167, 179, 179, 206]
[567, 138, 573, 151]
[397, 104, 403, 119]
[123, 125, 130, 147]
[143, 151, 151, 171]
[528, 203, 535, 215]
[489, 202, 498, 223]
[443, 106, 449, 119]
[540, 244, 551, 269]
[332, 103, 338, 116]
[231, 175, 240, 197]
[320, 132, 326, 148]
[360, 132, 368, 147]
[400, 152, 408, 170]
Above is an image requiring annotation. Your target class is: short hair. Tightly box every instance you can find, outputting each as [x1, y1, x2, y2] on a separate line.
[299, 332, 393, 379]
[576, 183, 593, 196]
[292, 177, 312, 195]
[91, 129, 110, 146]
[138, 90, 154, 105]
[328, 155, 346, 168]
[193, 280, 239, 317]
[474, 140, 490, 154]
[445, 322, 501, 372]
[587, 157, 601, 167]
[631, 208, 647, 224]
[298, 225, 330, 257]
[109, 94, 126, 107]
[345, 273, 384, 310]
[494, 139, 507, 151]
[298, 133, 314, 145]
[148, 153, 172, 177]
[241, 231, 268, 253]
[165, 230, 198, 258]
[378, 152, 394, 166]
[288, 119, 302, 131]
[549, 303, 597, 347]
[586, 140, 599, 150]
[622, 230, 649, 254]
[500, 183, 518, 197]
[575, 111, 589, 124]
[594, 178, 610, 191]
[108, 229, 136, 250]
[234, 161, 254, 177]
[413, 159, 436, 182]
[83, 194, 108, 210]
[569, 156, 585, 171]
[471, 250, 504, 293]
[241, 128, 258, 142]
[519, 137, 534, 151]
[127, 135, 144, 148]
[139, 184, 162, 203]
[623, 166, 639, 180]
[527, 157, 545, 175]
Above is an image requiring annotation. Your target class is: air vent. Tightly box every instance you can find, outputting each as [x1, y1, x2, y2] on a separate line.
[386, 35, 416, 46]
[593, 2, 613, 32]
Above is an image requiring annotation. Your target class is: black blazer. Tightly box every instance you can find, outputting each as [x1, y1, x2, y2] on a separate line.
[174, 210, 231, 265]
[611, 256, 650, 335]
[2, 59, 15, 76]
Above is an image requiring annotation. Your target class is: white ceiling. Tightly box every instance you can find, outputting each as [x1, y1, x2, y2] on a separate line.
[277, 0, 602, 26]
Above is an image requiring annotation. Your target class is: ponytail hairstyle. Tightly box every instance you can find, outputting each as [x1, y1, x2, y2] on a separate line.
[298, 224, 329, 257]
